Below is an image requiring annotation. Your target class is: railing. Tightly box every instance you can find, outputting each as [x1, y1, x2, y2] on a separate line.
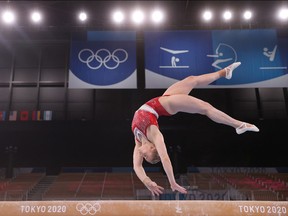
[0, 190, 28, 201]
[1, 171, 288, 201]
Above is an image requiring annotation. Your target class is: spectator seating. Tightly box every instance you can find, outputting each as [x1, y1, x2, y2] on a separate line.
[0, 173, 44, 201]
[2, 169, 288, 201]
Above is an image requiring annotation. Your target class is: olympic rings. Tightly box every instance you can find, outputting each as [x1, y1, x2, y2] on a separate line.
[78, 48, 128, 70]
[76, 202, 101, 215]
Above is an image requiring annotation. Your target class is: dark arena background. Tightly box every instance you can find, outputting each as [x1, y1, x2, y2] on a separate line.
[0, 1, 288, 212]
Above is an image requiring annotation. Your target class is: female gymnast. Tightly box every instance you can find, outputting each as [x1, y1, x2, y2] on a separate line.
[131, 62, 259, 196]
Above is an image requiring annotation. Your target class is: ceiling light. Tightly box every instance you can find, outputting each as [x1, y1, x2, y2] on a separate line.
[151, 9, 164, 24]
[223, 10, 232, 21]
[78, 12, 87, 22]
[243, 10, 252, 20]
[31, 11, 42, 23]
[112, 10, 125, 24]
[2, 10, 16, 24]
[278, 8, 288, 20]
[202, 10, 213, 21]
[131, 9, 145, 24]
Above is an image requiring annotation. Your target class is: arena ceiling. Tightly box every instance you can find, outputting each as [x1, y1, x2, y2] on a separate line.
[0, 1, 285, 30]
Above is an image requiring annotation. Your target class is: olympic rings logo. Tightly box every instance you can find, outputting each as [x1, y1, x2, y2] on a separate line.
[76, 202, 101, 215]
[78, 48, 128, 70]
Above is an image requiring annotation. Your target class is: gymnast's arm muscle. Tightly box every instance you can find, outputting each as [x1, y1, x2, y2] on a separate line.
[133, 139, 151, 186]
[147, 125, 177, 186]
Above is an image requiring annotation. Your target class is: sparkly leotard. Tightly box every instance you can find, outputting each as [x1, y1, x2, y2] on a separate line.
[131, 96, 171, 142]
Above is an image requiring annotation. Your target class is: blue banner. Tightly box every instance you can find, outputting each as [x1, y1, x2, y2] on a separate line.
[69, 31, 137, 88]
[145, 29, 288, 88]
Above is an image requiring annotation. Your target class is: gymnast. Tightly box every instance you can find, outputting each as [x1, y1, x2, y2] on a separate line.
[131, 62, 259, 196]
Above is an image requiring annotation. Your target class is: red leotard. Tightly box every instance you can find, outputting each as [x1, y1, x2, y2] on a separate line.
[131, 96, 171, 142]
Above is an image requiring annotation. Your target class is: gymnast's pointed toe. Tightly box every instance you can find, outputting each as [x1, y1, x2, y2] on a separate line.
[225, 62, 241, 80]
[236, 123, 259, 135]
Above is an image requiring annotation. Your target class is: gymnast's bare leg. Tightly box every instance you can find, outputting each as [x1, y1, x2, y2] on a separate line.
[159, 62, 259, 134]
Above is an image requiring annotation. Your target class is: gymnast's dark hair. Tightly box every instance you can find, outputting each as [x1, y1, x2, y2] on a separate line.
[150, 150, 161, 164]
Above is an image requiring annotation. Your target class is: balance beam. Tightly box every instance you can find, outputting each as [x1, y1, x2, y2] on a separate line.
[1, 200, 288, 216]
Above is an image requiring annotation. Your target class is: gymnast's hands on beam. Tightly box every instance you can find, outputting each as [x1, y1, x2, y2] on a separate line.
[144, 180, 164, 196]
[144, 177, 187, 195]
[171, 182, 187, 194]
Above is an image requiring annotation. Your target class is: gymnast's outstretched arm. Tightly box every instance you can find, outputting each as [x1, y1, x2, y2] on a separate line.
[133, 139, 164, 196]
[147, 125, 187, 194]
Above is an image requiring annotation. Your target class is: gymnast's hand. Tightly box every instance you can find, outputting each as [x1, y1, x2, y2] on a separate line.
[171, 183, 187, 194]
[146, 181, 164, 196]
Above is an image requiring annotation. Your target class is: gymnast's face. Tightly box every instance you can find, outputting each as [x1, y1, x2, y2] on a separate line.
[138, 142, 157, 163]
